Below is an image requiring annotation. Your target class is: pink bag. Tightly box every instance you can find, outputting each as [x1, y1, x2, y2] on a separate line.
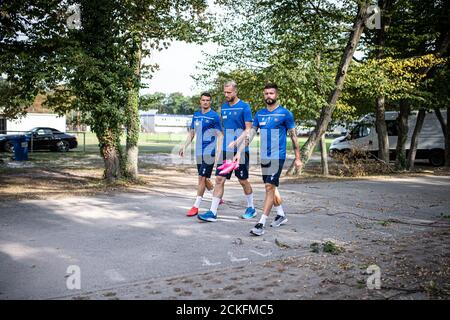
[217, 159, 233, 170]
[219, 160, 239, 175]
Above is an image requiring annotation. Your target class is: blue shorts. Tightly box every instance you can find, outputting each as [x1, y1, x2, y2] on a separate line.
[216, 151, 249, 180]
[261, 159, 285, 187]
[196, 156, 215, 178]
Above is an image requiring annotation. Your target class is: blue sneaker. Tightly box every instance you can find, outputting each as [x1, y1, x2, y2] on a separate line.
[198, 210, 217, 222]
[241, 207, 257, 219]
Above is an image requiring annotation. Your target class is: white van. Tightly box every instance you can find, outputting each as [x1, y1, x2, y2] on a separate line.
[329, 110, 447, 166]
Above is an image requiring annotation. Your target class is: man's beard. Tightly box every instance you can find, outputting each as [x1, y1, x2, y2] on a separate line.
[226, 96, 235, 102]
[265, 98, 277, 105]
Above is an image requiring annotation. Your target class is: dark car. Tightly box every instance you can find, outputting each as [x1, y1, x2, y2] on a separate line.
[0, 127, 78, 152]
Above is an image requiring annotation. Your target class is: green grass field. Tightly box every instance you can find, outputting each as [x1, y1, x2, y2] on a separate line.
[0, 132, 335, 170]
[68, 132, 333, 155]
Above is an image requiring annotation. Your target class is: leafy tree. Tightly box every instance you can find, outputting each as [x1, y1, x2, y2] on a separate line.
[139, 92, 197, 114]
[0, 0, 211, 180]
[358, 0, 450, 169]
[139, 92, 166, 111]
[197, 0, 372, 173]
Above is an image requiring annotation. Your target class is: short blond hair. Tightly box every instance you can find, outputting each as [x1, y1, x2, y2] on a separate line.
[223, 80, 237, 91]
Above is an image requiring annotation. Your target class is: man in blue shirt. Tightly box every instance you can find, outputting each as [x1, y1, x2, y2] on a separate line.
[237, 83, 303, 235]
[179, 92, 223, 217]
[198, 81, 256, 222]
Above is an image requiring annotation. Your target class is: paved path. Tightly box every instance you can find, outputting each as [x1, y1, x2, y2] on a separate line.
[1, 175, 449, 299]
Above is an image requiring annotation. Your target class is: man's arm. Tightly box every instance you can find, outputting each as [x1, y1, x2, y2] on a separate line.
[288, 128, 303, 169]
[179, 129, 195, 157]
[228, 121, 252, 150]
[215, 131, 223, 164]
[233, 126, 258, 162]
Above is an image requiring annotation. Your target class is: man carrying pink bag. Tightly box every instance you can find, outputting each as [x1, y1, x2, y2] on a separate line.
[198, 81, 256, 222]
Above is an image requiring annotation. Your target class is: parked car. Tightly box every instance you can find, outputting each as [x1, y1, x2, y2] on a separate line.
[329, 110, 446, 166]
[0, 127, 78, 152]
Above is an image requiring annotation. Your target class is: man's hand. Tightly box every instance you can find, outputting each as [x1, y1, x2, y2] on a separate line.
[228, 141, 237, 149]
[244, 136, 250, 147]
[179, 146, 185, 157]
[294, 158, 303, 170]
[233, 153, 241, 164]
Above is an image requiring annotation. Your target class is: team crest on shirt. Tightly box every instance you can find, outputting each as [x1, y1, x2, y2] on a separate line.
[275, 118, 279, 122]
[195, 120, 200, 126]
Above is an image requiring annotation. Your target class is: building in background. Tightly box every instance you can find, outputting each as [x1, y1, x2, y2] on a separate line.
[0, 93, 66, 133]
[140, 110, 192, 133]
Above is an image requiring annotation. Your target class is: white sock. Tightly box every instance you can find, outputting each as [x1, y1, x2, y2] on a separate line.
[246, 193, 254, 208]
[259, 214, 268, 226]
[210, 197, 221, 214]
[194, 196, 202, 208]
[274, 205, 285, 217]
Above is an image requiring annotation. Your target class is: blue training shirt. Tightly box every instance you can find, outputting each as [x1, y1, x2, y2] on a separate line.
[190, 109, 222, 158]
[252, 105, 296, 160]
[221, 100, 253, 152]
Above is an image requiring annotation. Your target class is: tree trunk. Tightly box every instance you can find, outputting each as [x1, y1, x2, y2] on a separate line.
[374, 0, 392, 164]
[97, 129, 121, 181]
[287, 1, 370, 175]
[375, 96, 389, 163]
[434, 108, 449, 167]
[315, 51, 329, 175]
[320, 133, 329, 175]
[447, 107, 450, 167]
[125, 89, 139, 179]
[395, 100, 410, 170]
[124, 37, 142, 180]
[407, 109, 426, 170]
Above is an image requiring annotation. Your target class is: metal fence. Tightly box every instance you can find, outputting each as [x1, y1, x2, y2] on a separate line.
[0, 130, 187, 153]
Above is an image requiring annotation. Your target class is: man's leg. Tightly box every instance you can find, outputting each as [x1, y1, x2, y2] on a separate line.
[198, 175, 226, 222]
[271, 187, 287, 226]
[188, 163, 210, 217]
[205, 178, 214, 191]
[251, 159, 286, 234]
[210, 175, 226, 214]
[250, 183, 274, 235]
[237, 152, 256, 219]
[212, 175, 226, 200]
[274, 187, 282, 206]
[193, 176, 206, 209]
[238, 178, 253, 195]
[262, 183, 275, 218]
[197, 161, 215, 206]
[270, 160, 288, 227]
[239, 178, 257, 219]
[198, 176, 207, 197]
